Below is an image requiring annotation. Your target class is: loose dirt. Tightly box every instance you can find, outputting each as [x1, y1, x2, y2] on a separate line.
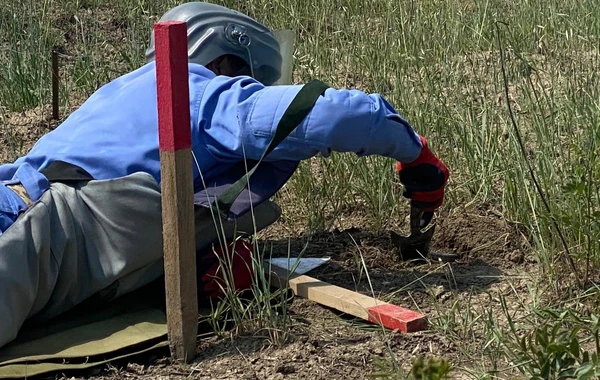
[0, 105, 60, 162]
[26, 201, 530, 380]
[0, 102, 536, 378]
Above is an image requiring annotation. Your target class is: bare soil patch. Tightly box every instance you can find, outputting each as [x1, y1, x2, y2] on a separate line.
[0, 106, 60, 162]
[0, 102, 535, 378]
[28, 203, 533, 380]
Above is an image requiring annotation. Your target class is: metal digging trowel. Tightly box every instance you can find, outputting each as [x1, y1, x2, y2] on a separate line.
[390, 206, 457, 263]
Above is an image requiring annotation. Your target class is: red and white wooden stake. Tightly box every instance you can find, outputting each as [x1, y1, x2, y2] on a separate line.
[154, 21, 198, 363]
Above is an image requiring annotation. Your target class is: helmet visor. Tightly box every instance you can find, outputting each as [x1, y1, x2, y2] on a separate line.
[233, 28, 295, 86]
[270, 29, 295, 85]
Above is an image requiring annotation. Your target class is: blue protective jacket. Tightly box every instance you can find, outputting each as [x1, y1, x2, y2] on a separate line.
[0, 62, 422, 235]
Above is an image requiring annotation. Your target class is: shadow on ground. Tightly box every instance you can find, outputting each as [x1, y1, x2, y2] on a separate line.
[260, 227, 506, 301]
[10, 209, 532, 379]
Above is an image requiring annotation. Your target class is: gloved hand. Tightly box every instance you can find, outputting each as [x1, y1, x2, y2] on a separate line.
[196, 238, 255, 301]
[395, 135, 449, 212]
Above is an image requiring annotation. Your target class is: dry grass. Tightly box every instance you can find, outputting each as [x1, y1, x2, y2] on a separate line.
[0, 0, 599, 378]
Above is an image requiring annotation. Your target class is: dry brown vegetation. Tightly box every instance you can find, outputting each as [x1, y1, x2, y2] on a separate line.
[1, 0, 599, 378]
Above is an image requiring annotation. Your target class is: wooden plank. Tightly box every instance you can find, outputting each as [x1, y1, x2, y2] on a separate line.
[154, 21, 198, 363]
[270, 266, 427, 333]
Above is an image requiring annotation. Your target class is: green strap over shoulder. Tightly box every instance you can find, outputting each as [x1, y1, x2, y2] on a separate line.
[210, 79, 330, 218]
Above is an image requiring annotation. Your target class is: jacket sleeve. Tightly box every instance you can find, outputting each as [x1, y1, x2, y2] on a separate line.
[197, 75, 423, 164]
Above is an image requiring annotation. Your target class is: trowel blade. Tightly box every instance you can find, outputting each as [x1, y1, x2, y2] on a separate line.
[265, 257, 330, 275]
[390, 226, 459, 262]
[390, 225, 436, 261]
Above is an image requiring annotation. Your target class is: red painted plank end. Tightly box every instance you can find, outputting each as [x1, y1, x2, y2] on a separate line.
[154, 21, 192, 152]
[367, 304, 428, 333]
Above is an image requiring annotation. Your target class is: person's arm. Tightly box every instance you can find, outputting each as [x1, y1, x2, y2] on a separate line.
[197, 76, 423, 163]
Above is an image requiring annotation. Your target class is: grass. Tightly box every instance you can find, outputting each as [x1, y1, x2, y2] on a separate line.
[1, 0, 599, 377]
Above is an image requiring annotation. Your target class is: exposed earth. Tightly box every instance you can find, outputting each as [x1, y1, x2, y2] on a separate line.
[0, 107, 536, 378]
[60, 205, 535, 379]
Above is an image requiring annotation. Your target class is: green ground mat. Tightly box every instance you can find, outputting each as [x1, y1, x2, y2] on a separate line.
[0, 278, 288, 379]
[0, 280, 203, 379]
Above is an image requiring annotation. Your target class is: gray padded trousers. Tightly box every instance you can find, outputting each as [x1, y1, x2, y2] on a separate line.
[0, 172, 280, 349]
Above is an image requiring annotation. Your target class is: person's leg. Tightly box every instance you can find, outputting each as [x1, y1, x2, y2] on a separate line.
[0, 171, 281, 349]
[0, 196, 57, 349]
[29, 172, 166, 323]
[0, 172, 165, 349]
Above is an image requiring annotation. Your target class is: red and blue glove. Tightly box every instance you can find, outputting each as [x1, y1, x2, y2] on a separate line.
[196, 238, 255, 301]
[395, 135, 449, 212]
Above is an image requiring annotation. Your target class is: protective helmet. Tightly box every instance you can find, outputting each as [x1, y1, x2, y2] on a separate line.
[145, 2, 294, 85]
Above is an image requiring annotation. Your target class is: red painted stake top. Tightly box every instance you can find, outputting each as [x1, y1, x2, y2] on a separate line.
[154, 21, 192, 152]
[367, 304, 428, 333]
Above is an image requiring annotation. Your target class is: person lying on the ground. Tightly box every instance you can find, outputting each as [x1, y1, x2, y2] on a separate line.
[0, 1, 449, 349]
